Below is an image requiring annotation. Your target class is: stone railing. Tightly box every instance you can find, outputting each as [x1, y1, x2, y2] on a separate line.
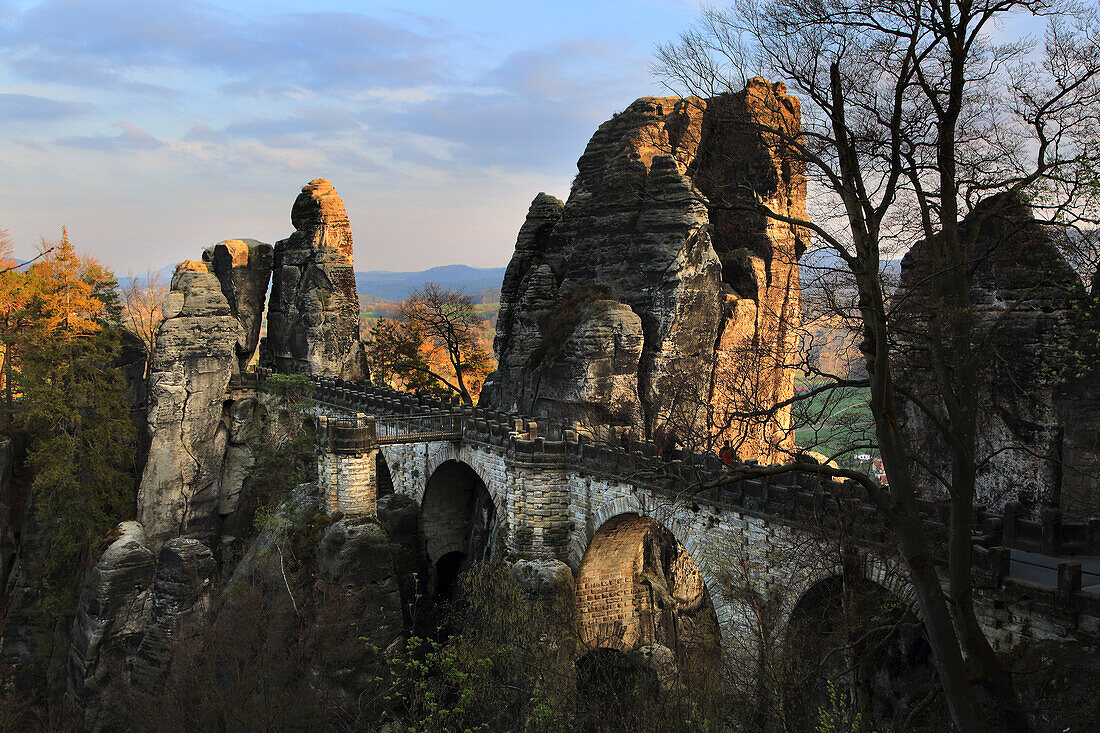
[308, 377, 902, 539]
[975, 501, 1100, 556]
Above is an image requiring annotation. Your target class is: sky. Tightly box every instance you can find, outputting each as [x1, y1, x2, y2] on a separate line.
[0, 0, 704, 274]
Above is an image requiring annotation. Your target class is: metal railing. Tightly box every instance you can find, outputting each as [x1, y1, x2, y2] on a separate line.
[375, 413, 463, 444]
[317, 412, 463, 452]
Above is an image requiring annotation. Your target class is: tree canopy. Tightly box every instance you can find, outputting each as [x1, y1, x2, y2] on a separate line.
[656, 1, 1100, 729]
[367, 284, 495, 405]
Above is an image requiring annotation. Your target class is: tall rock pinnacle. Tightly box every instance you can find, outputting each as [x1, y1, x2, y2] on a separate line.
[482, 80, 806, 462]
[262, 178, 367, 379]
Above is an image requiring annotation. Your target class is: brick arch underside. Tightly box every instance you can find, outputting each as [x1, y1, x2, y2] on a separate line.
[574, 513, 722, 665]
[419, 459, 498, 566]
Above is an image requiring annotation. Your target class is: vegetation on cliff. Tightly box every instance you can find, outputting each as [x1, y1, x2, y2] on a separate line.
[0, 228, 138, 706]
[367, 284, 495, 404]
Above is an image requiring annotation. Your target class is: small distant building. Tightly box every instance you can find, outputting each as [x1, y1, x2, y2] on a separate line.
[872, 458, 889, 486]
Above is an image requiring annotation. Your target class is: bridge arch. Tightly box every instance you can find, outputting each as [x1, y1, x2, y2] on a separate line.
[419, 458, 500, 601]
[569, 497, 737, 647]
[573, 512, 723, 668]
[781, 569, 935, 729]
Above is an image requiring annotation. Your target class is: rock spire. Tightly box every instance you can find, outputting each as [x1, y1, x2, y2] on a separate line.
[482, 80, 806, 462]
[262, 178, 366, 379]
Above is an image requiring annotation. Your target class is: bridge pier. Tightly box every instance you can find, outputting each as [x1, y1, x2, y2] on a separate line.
[318, 447, 379, 516]
[316, 413, 381, 516]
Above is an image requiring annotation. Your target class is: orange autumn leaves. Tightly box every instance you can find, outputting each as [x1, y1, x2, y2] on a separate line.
[0, 227, 119, 424]
[367, 284, 495, 405]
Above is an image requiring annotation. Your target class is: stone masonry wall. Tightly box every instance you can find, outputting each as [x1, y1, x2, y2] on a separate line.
[318, 449, 377, 517]
[315, 391, 1100, 661]
[574, 515, 652, 650]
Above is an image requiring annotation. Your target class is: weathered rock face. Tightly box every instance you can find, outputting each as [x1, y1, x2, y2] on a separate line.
[263, 179, 366, 379]
[64, 526, 218, 729]
[215, 395, 266, 550]
[137, 263, 243, 549]
[896, 193, 1098, 515]
[482, 80, 805, 461]
[202, 238, 273, 373]
[67, 522, 156, 715]
[128, 538, 217, 690]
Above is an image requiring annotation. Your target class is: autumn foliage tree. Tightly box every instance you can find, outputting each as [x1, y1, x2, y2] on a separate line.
[367, 284, 494, 404]
[0, 228, 136, 678]
[121, 268, 168, 374]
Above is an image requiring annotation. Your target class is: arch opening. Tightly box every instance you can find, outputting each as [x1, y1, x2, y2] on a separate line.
[375, 451, 393, 497]
[574, 513, 721, 674]
[419, 460, 498, 603]
[783, 573, 939, 731]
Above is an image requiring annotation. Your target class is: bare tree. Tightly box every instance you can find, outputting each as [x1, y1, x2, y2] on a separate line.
[655, 1, 1100, 730]
[366, 284, 494, 405]
[121, 269, 167, 375]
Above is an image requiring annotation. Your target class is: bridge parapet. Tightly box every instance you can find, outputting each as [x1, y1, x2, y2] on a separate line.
[312, 377, 1100, 558]
[309, 377, 905, 538]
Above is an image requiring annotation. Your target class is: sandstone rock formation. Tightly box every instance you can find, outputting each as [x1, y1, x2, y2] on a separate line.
[67, 522, 156, 714]
[263, 179, 366, 379]
[65, 527, 217, 728]
[202, 238, 273, 373]
[482, 80, 805, 461]
[896, 193, 1099, 516]
[137, 262, 244, 549]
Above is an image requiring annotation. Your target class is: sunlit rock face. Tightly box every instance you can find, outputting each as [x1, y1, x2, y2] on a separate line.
[482, 80, 806, 462]
[137, 263, 243, 550]
[262, 178, 366, 380]
[896, 193, 1100, 517]
[202, 238, 273, 374]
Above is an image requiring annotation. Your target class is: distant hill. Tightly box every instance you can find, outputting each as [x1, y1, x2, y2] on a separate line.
[354, 265, 506, 302]
[120, 263, 507, 303]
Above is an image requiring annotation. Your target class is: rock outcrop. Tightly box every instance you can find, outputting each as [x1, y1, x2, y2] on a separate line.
[137, 262, 244, 549]
[67, 522, 156, 716]
[896, 193, 1099, 516]
[263, 179, 366, 379]
[482, 81, 805, 461]
[202, 238, 274, 373]
[65, 526, 217, 728]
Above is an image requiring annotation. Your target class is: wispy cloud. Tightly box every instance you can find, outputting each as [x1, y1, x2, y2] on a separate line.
[57, 121, 164, 151]
[0, 92, 93, 122]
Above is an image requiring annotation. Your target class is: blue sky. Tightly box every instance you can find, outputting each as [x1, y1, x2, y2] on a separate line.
[0, 0, 703, 273]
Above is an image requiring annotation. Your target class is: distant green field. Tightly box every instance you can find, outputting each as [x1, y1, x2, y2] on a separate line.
[792, 379, 875, 466]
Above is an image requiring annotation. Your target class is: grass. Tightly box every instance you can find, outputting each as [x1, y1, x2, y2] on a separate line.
[792, 379, 875, 466]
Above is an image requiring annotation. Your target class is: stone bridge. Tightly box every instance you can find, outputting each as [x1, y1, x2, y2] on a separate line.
[311, 378, 1100, 669]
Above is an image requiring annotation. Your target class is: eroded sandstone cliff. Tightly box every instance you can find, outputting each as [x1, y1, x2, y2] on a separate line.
[202, 238, 273, 373]
[896, 193, 1099, 517]
[262, 178, 367, 380]
[482, 80, 805, 462]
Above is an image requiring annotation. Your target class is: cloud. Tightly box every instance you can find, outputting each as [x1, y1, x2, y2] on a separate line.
[1, 2, 456, 97]
[57, 121, 164, 151]
[223, 108, 363, 142]
[182, 122, 228, 144]
[376, 40, 651, 170]
[0, 93, 93, 122]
